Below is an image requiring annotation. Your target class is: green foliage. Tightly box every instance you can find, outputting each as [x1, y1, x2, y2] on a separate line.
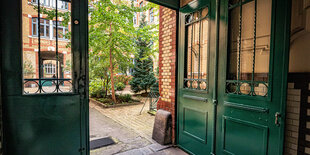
[89, 0, 137, 72]
[114, 75, 130, 85]
[117, 94, 132, 103]
[23, 60, 35, 76]
[116, 82, 126, 91]
[63, 60, 71, 72]
[97, 98, 113, 103]
[33, 6, 71, 47]
[151, 81, 159, 93]
[130, 14, 157, 93]
[89, 79, 106, 98]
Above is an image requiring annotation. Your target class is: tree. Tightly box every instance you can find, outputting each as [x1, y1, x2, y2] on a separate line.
[130, 14, 157, 93]
[23, 60, 35, 78]
[89, 0, 137, 102]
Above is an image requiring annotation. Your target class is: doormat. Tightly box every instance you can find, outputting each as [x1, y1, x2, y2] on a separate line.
[90, 137, 115, 150]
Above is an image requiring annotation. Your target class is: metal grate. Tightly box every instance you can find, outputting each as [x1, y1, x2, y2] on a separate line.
[226, 0, 271, 97]
[184, 7, 209, 91]
[23, 0, 72, 94]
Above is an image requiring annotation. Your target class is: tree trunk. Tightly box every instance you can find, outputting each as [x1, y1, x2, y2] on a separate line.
[105, 78, 108, 97]
[109, 23, 117, 103]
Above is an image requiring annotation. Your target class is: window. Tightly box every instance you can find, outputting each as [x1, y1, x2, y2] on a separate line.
[32, 18, 50, 38]
[23, 0, 72, 94]
[58, 1, 68, 10]
[44, 63, 56, 75]
[32, 18, 38, 36]
[149, 8, 154, 23]
[226, 0, 272, 97]
[31, 0, 68, 10]
[140, 1, 144, 17]
[133, 13, 137, 25]
[53, 21, 68, 40]
[184, 8, 209, 91]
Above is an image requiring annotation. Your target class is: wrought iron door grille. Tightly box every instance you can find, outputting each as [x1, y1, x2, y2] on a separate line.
[184, 7, 209, 91]
[226, 0, 272, 97]
[23, 0, 72, 94]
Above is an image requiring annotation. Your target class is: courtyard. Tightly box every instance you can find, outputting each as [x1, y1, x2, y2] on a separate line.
[89, 99, 187, 155]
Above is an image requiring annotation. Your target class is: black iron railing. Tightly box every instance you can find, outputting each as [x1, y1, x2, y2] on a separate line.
[24, 78, 72, 94]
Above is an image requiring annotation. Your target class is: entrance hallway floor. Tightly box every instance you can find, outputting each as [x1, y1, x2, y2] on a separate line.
[90, 101, 187, 155]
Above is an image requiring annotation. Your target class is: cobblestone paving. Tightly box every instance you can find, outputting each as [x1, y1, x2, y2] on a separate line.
[90, 104, 152, 155]
[90, 98, 155, 142]
[90, 98, 188, 155]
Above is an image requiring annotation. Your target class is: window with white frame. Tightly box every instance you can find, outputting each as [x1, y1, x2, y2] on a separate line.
[53, 21, 68, 40]
[44, 63, 56, 75]
[139, 1, 144, 17]
[133, 13, 137, 25]
[149, 8, 154, 23]
[31, 0, 68, 10]
[32, 18, 50, 38]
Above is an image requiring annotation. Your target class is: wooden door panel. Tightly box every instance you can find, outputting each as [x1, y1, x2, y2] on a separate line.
[1, 0, 89, 154]
[216, 0, 291, 154]
[182, 106, 208, 143]
[222, 116, 268, 155]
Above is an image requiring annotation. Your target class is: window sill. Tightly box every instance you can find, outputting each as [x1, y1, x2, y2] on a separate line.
[28, 36, 70, 42]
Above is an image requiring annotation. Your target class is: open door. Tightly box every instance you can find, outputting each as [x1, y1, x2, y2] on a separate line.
[1, 0, 89, 154]
[177, 0, 291, 154]
[216, 0, 291, 154]
[177, 1, 214, 154]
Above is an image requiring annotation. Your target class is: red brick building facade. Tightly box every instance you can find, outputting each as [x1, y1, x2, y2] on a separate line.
[157, 6, 177, 143]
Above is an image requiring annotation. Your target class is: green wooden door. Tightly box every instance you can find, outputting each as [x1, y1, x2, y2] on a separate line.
[177, 3, 215, 154]
[1, 0, 89, 154]
[177, 0, 291, 154]
[215, 0, 291, 154]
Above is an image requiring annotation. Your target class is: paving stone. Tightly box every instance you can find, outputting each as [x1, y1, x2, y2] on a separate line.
[139, 147, 155, 154]
[116, 149, 144, 155]
[147, 143, 170, 152]
[150, 147, 189, 155]
[90, 100, 187, 155]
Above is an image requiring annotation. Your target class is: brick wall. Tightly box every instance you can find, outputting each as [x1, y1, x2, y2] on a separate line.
[285, 82, 301, 154]
[285, 73, 310, 155]
[157, 6, 177, 143]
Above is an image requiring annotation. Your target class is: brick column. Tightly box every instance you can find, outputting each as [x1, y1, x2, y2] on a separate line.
[157, 6, 177, 144]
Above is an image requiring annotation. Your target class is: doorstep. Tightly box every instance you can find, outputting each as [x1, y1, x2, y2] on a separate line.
[115, 143, 188, 155]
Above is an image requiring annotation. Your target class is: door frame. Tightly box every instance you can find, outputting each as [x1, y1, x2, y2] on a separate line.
[0, 0, 89, 154]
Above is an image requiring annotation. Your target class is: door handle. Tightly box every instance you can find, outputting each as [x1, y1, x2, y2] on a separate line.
[275, 112, 281, 126]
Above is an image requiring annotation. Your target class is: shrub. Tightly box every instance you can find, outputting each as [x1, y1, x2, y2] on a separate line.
[114, 75, 130, 85]
[89, 79, 106, 98]
[117, 94, 132, 102]
[97, 98, 113, 103]
[116, 82, 126, 91]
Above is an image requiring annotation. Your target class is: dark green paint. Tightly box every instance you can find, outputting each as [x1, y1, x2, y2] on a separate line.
[147, 0, 180, 10]
[1, 0, 89, 154]
[179, 0, 210, 13]
[177, 0, 291, 154]
[177, 1, 216, 153]
[216, 0, 291, 155]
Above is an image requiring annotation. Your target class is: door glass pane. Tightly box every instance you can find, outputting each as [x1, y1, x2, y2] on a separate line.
[22, 0, 72, 94]
[226, 0, 272, 97]
[184, 7, 209, 90]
